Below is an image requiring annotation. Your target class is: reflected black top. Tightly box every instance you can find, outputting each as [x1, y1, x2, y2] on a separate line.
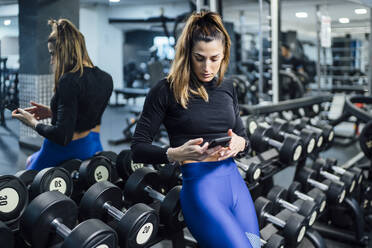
[131, 78, 248, 164]
[35, 66, 113, 146]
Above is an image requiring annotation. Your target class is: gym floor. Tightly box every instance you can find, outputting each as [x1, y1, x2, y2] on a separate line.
[0, 101, 370, 248]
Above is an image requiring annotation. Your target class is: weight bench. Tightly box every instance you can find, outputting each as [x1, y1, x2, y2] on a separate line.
[113, 87, 149, 106]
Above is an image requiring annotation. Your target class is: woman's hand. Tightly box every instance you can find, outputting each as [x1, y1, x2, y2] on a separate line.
[23, 101, 52, 120]
[218, 129, 246, 160]
[167, 138, 224, 162]
[12, 108, 39, 129]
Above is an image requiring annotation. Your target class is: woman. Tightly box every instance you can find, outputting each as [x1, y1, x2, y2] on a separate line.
[131, 12, 260, 248]
[12, 19, 113, 171]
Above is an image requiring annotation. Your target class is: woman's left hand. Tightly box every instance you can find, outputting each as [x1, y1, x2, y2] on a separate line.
[218, 129, 246, 160]
[12, 108, 39, 129]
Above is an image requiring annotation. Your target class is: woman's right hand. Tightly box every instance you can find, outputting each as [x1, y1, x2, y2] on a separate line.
[24, 101, 52, 120]
[167, 138, 224, 162]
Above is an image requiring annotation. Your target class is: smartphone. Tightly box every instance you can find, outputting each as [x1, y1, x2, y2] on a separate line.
[5, 103, 18, 112]
[208, 136, 231, 148]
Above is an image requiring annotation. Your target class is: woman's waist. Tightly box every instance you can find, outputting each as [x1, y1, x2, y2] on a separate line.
[182, 152, 221, 165]
[180, 157, 236, 179]
[72, 125, 100, 140]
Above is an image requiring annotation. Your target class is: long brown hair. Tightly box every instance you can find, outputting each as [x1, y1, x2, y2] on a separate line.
[167, 11, 231, 108]
[48, 19, 93, 91]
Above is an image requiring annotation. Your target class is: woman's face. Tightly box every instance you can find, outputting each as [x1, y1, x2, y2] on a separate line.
[48, 42, 56, 65]
[191, 39, 224, 83]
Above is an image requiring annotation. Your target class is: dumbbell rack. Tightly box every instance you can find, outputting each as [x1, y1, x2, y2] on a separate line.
[0, 57, 19, 138]
[243, 94, 370, 247]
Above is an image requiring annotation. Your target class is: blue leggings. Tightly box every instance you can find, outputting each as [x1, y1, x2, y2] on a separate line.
[180, 158, 260, 248]
[26, 132, 103, 171]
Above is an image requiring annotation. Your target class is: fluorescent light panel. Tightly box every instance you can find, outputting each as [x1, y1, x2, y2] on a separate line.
[339, 18, 350, 24]
[295, 12, 308, 18]
[109, 0, 120, 2]
[355, 8, 367, 14]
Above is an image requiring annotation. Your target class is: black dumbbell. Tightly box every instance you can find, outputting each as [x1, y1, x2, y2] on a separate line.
[261, 233, 285, 248]
[312, 158, 357, 193]
[20, 190, 118, 248]
[95, 151, 118, 163]
[0, 220, 14, 248]
[79, 181, 159, 248]
[290, 120, 324, 149]
[297, 167, 346, 204]
[245, 115, 259, 137]
[255, 196, 307, 246]
[235, 160, 261, 183]
[156, 162, 183, 190]
[60, 157, 111, 191]
[320, 157, 363, 185]
[94, 151, 120, 184]
[124, 167, 185, 231]
[14, 169, 38, 190]
[116, 150, 146, 180]
[251, 124, 303, 165]
[267, 186, 317, 226]
[0, 175, 28, 225]
[303, 118, 334, 144]
[288, 181, 327, 214]
[28, 167, 73, 200]
[270, 118, 316, 155]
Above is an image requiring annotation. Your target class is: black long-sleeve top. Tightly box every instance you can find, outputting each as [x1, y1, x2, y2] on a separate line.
[35, 66, 113, 146]
[131, 77, 248, 164]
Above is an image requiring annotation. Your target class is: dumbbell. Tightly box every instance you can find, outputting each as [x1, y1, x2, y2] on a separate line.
[297, 167, 346, 204]
[124, 167, 185, 231]
[245, 115, 259, 137]
[26, 167, 73, 200]
[260, 233, 285, 248]
[320, 157, 363, 185]
[20, 190, 118, 248]
[116, 150, 146, 180]
[250, 124, 303, 165]
[269, 118, 316, 155]
[94, 151, 120, 184]
[60, 157, 111, 201]
[235, 160, 261, 183]
[255, 196, 307, 246]
[288, 181, 327, 214]
[14, 170, 38, 190]
[312, 158, 357, 193]
[0, 175, 28, 225]
[79, 181, 159, 248]
[0, 220, 14, 248]
[290, 120, 324, 149]
[155, 162, 183, 191]
[267, 186, 317, 226]
[303, 117, 334, 144]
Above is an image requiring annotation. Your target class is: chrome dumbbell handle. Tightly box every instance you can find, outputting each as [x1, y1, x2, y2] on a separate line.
[144, 186, 165, 202]
[307, 178, 328, 191]
[103, 202, 125, 221]
[277, 198, 299, 212]
[51, 218, 71, 238]
[263, 212, 286, 227]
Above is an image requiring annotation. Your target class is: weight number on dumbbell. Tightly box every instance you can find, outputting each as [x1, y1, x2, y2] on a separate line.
[0, 188, 19, 213]
[94, 166, 109, 182]
[49, 177, 67, 194]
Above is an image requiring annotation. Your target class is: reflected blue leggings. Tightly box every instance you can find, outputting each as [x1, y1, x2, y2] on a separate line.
[26, 132, 103, 171]
[180, 158, 260, 248]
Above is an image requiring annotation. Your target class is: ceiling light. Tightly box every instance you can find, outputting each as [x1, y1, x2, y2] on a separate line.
[339, 18, 350, 24]
[4, 19, 11, 26]
[295, 12, 308, 18]
[109, 0, 120, 2]
[355, 8, 367, 14]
